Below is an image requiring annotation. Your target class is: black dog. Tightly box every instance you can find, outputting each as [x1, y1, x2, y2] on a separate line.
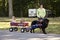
[30, 19, 49, 34]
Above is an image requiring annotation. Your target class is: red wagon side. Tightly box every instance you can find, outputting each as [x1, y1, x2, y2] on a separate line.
[9, 22, 29, 32]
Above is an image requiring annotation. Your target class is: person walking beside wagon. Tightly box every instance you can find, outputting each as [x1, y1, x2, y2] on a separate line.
[37, 4, 46, 20]
[30, 4, 49, 34]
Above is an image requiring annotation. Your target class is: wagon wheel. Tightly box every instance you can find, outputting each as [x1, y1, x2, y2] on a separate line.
[14, 27, 18, 31]
[26, 28, 29, 32]
[20, 28, 25, 33]
[9, 27, 13, 32]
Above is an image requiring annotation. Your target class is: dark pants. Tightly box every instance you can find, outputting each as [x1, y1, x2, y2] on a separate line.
[30, 24, 42, 30]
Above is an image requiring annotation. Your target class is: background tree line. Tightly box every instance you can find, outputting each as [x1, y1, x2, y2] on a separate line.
[0, 0, 60, 17]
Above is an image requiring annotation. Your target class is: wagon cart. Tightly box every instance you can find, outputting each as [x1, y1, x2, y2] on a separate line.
[9, 22, 29, 33]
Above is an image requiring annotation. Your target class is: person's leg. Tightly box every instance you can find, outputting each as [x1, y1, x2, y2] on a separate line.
[30, 25, 37, 33]
[30, 28, 33, 33]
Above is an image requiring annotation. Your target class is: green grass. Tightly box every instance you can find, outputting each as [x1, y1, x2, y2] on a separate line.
[46, 24, 60, 34]
[0, 17, 60, 34]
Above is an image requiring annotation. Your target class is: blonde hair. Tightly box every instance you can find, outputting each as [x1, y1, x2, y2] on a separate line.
[20, 18, 25, 23]
[12, 16, 16, 20]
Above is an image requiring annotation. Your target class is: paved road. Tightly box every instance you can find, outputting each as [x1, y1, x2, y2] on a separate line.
[0, 30, 60, 40]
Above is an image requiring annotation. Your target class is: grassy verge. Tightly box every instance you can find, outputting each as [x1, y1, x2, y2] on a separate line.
[34, 24, 60, 34]
[46, 24, 60, 34]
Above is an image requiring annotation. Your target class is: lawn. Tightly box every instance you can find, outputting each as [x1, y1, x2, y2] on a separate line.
[0, 17, 60, 34]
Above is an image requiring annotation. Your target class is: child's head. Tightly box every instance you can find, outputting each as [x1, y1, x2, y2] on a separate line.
[12, 16, 16, 20]
[20, 18, 25, 23]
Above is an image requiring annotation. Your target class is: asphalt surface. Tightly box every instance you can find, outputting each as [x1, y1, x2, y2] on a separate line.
[0, 30, 60, 40]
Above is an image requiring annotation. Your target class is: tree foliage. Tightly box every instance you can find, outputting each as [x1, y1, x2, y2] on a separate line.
[0, 0, 60, 17]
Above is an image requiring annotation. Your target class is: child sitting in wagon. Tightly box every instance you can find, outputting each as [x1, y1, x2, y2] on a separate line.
[11, 16, 16, 23]
[10, 16, 17, 27]
[20, 18, 29, 33]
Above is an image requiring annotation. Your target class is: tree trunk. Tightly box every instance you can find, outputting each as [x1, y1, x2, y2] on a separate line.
[2, 0, 5, 16]
[8, 0, 13, 18]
